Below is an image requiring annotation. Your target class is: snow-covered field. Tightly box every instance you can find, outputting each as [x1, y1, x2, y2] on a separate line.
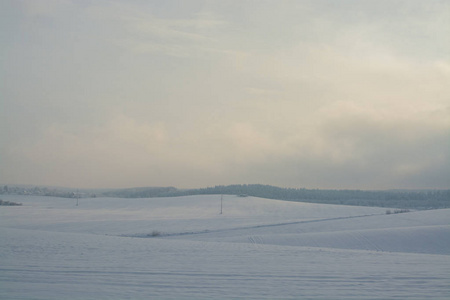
[1, 195, 449, 299]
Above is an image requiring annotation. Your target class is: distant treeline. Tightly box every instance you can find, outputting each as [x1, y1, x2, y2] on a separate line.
[102, 184, 449, 209]
[0, 185, 96, 198]
[2, 184, 449, 209]
[102, 187, 179, 198]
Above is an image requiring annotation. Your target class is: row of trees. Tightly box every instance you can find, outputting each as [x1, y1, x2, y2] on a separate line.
[102, 186, 178, 198]
[1, 185, 93, 198]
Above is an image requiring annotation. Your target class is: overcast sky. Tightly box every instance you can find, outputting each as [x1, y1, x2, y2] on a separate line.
[1, 0, 449, 190]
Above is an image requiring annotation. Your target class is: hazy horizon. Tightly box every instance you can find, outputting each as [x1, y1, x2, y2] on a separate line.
[1, 0, 449, 190]
[1, 182, 449, 192]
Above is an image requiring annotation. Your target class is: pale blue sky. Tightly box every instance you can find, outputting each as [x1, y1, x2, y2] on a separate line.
[1, 0, 449, 189]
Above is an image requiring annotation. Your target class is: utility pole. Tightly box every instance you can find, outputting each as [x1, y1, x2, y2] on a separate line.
[76, 189, 79, 206]
[220, 194, 223, 214]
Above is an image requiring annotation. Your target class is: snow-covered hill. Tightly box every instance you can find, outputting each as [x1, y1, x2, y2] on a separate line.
[1, 195, 449, 299]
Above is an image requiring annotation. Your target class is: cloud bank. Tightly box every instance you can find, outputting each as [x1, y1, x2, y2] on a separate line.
[1, 0, 449, 189]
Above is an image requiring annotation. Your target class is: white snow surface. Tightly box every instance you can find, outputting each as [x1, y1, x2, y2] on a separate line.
[1, 195, 449, 299]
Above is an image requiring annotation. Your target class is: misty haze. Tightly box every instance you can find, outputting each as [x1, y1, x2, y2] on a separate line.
[1, 1, 449, 299]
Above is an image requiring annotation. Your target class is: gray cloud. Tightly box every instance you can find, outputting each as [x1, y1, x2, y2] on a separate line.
[1, 0, 449, 189]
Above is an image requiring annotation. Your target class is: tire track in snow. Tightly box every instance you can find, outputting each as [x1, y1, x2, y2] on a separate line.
[124, 213, 382, 239]
[248, 235, 264, 245]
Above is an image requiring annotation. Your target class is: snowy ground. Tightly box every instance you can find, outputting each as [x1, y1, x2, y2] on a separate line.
[1, 195, 449, 299]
